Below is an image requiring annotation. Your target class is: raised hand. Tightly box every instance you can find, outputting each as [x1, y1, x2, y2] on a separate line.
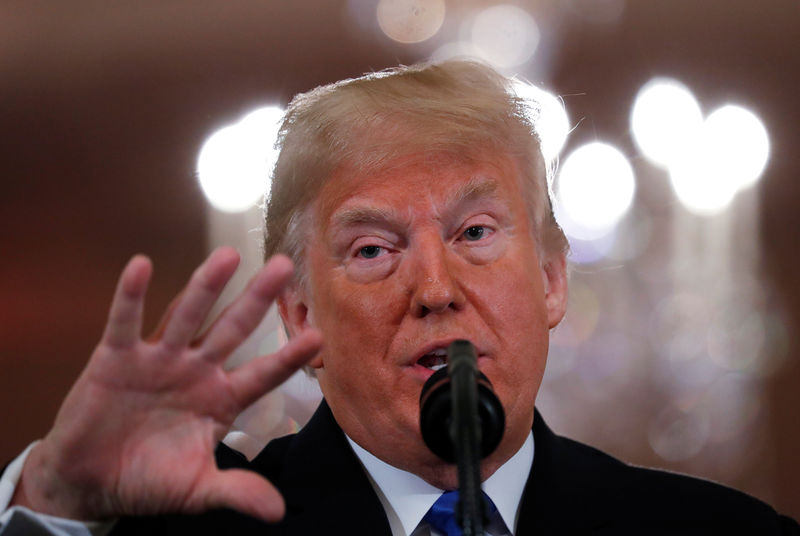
[12, 247, 322, 522]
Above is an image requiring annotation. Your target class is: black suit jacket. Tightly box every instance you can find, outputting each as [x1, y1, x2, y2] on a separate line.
[113, 400, 798, 535]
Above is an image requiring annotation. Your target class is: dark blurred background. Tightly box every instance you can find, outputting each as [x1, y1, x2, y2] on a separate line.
[1, 0, 798, 518]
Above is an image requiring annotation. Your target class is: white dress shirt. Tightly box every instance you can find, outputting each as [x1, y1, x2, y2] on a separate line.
[347, 432, 534, 536]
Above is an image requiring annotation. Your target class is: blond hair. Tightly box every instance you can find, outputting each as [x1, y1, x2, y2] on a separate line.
[263, 60, 567, 281]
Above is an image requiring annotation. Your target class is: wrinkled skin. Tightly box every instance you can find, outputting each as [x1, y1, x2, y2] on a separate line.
[12, 149, 567, 521]
[279, 152, 568, 489]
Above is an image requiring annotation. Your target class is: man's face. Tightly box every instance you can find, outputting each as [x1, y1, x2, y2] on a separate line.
[280, 151, 567, 487]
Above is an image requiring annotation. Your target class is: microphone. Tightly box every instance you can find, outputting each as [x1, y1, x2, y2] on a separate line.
[419, 340, 505, 536]
[418, 340, 505, 463]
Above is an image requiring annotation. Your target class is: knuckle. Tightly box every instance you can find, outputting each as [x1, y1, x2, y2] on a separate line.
[191, 265, 220, 294]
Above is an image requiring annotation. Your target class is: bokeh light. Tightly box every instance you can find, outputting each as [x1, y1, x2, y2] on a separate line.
[702, 104, 770, 191]
[648, 403, 709, 462]
[631, 77, 703, 168]
[632, 77, 770, 216]
[668, 146, 738, 216]
[376, 0, 446, 44]
[575, 331, 636, 392]
[667, 104, 769, 216]
[706, 307, 767, 372]
[197, 106, 283, 213]
[649, 292, 712, 367]
[470, 4, 540, 69]
[513, 80, 570, 163]
[701, 375, 761, 443]
[555, 142, 636, 240]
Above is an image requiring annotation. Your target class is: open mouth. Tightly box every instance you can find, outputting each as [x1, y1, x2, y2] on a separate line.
[416, 347, 448, 371]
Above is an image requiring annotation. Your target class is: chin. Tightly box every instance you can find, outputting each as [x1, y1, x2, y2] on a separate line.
[418, 459, 461, 491]
[418, 451, 509, 491]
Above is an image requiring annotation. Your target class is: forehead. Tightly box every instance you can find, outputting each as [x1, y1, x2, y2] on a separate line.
[312, 152, 525, 227]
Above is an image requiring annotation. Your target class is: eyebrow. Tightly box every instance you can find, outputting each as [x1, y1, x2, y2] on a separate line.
[331, 205, 395, 228]
[446, 176, 500, 207]
[330, 176, 502, 229]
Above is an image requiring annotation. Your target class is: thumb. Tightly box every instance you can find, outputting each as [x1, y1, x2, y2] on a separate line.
[199, 468, 286, 522]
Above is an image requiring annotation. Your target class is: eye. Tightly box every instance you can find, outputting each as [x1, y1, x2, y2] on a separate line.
[358, 245, 383, 259]
[463, 226, 487, 241]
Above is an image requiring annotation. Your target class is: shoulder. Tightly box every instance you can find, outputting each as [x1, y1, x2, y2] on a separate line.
[560, 434, 777, 517]
[523, 411, 800, 534]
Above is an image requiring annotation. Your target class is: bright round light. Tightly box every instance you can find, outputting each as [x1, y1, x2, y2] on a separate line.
[556, 142, 635, 240]
[703, 105, 770, 190]
[513, 81, 569, 163]
[668, 139, 738, 216]
[197, 106, 283, 213]
[631, 78, 703, 168]
[470, 5, 540, 69]
[667, 104, 769, 216]
[376, 0, 446, 44]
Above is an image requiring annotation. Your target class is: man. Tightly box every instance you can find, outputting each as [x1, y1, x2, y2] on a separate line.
[1, 61, 797, 535]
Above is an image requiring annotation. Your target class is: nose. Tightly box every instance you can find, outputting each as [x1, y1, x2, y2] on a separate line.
[408, 237, 465, 318]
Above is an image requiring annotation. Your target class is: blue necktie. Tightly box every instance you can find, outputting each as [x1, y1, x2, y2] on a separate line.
[423, 490, 498, 536]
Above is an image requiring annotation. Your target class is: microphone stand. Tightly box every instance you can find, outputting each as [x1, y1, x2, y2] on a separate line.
[448, 340, 485, 536]
[419, 340, 505, 535]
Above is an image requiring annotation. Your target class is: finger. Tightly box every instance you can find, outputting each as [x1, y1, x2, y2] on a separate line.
[228, 328, 322, 409]
[102, 255, 153, 349]
[199, 255, 295, 362]
[200, 468, 285, 522]
[146, 289, 184, 342]
[160, 247, 241, 350]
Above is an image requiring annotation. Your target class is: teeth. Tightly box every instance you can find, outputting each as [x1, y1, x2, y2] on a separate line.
[416, 347, 448, 370]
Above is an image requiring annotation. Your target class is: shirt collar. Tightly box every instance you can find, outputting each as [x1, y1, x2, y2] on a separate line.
[347, 432, 534, 535]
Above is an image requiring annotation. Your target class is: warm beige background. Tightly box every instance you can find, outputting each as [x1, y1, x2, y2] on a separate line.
[1, 0, 798, 519]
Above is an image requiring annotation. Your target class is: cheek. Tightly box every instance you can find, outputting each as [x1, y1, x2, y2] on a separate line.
[488, 257, 548, 326]
[480, 258, 550, 387]
[328, 281, 400, 325]
[313, 277, 406, 361]
[310, 252, 382, 329]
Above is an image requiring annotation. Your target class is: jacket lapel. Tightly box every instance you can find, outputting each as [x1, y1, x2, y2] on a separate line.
[251, 400, 393, 535]
[516, 409, 620, 535]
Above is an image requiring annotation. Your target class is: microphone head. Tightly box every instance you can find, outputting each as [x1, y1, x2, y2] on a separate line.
[419, 366, 505, 463]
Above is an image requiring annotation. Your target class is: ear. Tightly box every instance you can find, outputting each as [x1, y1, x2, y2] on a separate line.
[277, 286, 324, 369]
[540, 252, 568, 329]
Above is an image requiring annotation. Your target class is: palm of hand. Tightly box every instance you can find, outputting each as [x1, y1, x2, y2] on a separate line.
[20, 248, 321, 522]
